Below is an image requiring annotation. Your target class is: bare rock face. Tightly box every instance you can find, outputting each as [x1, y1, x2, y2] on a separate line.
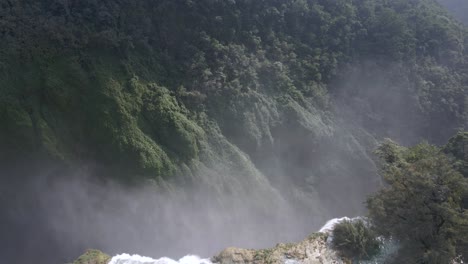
[212, 234, 345, 264]
[213, 247, 257, 264]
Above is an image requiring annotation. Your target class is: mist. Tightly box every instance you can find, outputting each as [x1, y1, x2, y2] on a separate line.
[0, 62, 431, 264]
[0, 118, 379, 264]
[2, 57, 462, 264]
[436, 0, 468, 25]
[331, 60, 465, 146]
[1, 0, 468, 263]
[0, 163, 321, 263]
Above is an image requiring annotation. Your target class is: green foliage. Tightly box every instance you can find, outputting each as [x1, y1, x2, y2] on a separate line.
[332, 219, 380, 261]
[367, 135, 468, 263]
[0, 0, 467, 182]
[2, 1, 467, 262]
[444, 131, 468, 177]
[138, 83, 202, 160]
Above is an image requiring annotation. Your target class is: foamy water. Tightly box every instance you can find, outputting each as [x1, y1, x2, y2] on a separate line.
[318, 216, 352, 233]
[109, 254, 212, 264]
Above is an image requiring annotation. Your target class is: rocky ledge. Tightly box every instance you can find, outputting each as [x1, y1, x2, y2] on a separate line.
[70, 249, 111, 264]
[212, 233, 345, 264]
[70, 233, 347, 264]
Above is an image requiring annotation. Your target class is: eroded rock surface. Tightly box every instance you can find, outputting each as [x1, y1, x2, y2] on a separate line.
[212, 234, 345, 264]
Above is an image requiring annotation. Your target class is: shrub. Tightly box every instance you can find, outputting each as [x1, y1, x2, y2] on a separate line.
[332, 219, 380, 261]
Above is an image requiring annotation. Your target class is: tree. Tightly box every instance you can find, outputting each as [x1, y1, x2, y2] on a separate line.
[367, 138, 468, 263]
[444, 132, 468, 178]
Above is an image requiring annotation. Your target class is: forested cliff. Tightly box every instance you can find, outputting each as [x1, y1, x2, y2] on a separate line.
[0, 0, 467, 263]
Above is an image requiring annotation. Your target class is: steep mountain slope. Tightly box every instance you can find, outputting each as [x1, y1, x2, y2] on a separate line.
[0, 0, 467, 263]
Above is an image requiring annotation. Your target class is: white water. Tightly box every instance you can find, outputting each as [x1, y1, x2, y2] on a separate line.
[318, 216, 352, 233]
[108, 217, 352, 264]
[109, 254, 212, 264]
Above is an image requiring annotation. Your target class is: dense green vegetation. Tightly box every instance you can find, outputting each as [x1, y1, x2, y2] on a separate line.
[0, 0, 467, 262]
[1, 0, 467, 182]
[367, 132, 468, 263]
[444, 131, 468, 179]
[331, 219, 380, 261]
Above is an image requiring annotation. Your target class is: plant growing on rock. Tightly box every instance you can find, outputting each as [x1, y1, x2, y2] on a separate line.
[331, 219, 380, 261]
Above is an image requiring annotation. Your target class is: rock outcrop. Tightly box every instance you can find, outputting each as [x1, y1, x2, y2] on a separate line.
[69, 234, 345, 264]
[70, 249, 111, 264]
[212, 233, 345, 264]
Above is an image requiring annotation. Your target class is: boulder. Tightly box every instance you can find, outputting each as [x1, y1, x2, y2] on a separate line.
[71, 249, 111, 264]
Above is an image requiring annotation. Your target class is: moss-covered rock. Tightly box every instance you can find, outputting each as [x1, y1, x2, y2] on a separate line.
[71, 249, 111, 264]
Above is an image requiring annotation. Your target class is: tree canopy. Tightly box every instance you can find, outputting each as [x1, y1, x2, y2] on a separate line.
[367, 132, 468, 263]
